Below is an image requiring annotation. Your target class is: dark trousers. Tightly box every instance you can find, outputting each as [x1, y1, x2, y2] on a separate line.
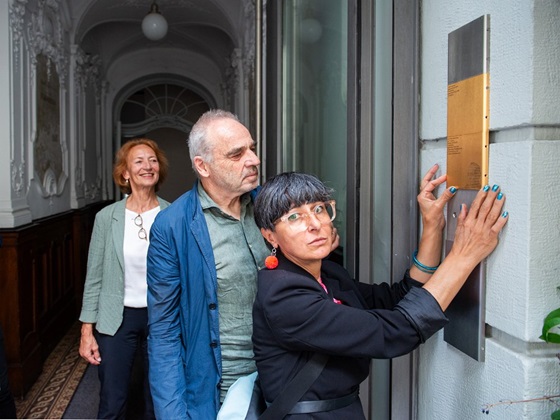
[0, 325, 17, 419]
[95, 307, 154, 420]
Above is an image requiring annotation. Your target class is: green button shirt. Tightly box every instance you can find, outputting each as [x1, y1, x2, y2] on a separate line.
[198, 183, 270, 401]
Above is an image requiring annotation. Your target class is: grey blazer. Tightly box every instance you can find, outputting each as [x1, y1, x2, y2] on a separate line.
[79, 196, 170, 335]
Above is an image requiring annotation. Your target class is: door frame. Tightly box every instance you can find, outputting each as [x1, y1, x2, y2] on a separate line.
[261, 0, 420, 418]
[390, 1, 421, 419]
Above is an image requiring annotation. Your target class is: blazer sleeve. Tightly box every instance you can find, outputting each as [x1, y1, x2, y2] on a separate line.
[79, 210, 109, 323]
[147, 213, 188, 419]
[258, 269, 447, 359]
[355, 270, 426, 310]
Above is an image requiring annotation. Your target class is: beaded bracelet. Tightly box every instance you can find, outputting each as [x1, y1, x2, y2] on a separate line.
[412, 249, 439, 273]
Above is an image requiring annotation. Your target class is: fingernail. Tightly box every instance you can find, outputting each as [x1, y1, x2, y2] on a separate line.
[492, 184, 499, 192]
[502, 211, 508, 218]
[483, 185, 490, 192]
[497, 192, 503, 200]
[450, 186, 457, 194]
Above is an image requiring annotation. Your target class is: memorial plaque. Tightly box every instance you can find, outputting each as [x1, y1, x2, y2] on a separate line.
[444, 15, 490, 362]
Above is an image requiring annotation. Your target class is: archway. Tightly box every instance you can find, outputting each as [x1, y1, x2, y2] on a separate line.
[116, 81, 214, 201]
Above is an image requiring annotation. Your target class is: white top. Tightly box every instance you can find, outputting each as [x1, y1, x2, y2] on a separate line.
[123, 206, 160, 307]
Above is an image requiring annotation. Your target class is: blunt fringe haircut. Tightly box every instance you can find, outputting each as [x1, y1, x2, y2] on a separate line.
[254, 172, 334, 231]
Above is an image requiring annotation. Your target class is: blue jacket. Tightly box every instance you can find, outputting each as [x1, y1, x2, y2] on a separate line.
[147, 181, 259, 419]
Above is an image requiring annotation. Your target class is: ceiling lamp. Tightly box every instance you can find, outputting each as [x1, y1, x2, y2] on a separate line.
[141, 2, 168, 41]
[300, 18, 323, 44]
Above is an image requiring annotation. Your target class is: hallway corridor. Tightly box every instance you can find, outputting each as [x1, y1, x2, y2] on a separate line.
[14, 322, 146, 419]
[14, 323, 86, 419]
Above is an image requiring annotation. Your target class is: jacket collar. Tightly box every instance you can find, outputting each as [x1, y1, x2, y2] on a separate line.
[274, 251, 366, 308]
[111, 198, 127, 270]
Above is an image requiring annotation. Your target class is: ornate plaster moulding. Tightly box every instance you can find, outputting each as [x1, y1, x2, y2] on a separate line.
[32, 168, 68, 198]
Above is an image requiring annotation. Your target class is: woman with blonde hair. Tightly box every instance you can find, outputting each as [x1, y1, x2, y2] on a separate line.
[79, 138, 170, 419]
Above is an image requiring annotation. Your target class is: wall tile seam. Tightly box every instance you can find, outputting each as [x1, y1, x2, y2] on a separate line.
[491, 125, 560, 141]
[486, 325, 560, 358]
[419, 138, 446, 149]
[421, 125, 560, 146]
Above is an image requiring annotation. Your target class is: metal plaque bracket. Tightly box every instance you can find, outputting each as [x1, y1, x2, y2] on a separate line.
[444, 14, 490, 362]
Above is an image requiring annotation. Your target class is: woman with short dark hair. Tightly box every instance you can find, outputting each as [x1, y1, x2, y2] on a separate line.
[252, 169, 508, 419]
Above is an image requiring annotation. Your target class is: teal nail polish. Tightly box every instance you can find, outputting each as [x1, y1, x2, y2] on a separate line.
[492, 184, 499, 192]
[483, 185, 490, 192]
[502, 211, 508, 218]
[450, 187, 457, 194]
[497, 192, 503, 200]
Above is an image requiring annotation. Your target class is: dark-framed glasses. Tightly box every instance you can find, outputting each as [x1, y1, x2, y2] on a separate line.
[277, 201, 336, 233]
[134, 214, 148, 241]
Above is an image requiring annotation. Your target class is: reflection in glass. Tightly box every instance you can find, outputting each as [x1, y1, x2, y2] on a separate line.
[282, 0, 348, 262]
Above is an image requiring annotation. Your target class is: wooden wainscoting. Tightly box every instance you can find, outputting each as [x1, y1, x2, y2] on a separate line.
[0, 201, 111, 397]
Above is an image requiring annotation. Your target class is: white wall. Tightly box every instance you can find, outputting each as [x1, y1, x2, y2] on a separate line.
[0, 1, 33, 227]
[418, 1, 560, 419]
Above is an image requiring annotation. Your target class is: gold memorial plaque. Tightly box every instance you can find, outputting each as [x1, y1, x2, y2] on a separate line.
[447, 73, 489, 189]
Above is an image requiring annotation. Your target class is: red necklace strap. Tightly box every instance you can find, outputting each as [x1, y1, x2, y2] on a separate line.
[317, 277, 342, 304]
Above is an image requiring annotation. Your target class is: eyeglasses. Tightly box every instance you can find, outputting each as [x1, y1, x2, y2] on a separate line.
[134, 214, 148, 241]
[276, 201, 336, 233]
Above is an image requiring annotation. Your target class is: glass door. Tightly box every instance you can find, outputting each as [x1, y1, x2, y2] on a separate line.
[281, 0, 348, 262]
[264, 0, 420, 418]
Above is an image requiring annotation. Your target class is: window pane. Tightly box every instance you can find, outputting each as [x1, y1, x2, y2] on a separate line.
[282, 0, 348, 256]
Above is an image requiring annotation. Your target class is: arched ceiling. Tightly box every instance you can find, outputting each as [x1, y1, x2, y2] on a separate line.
[68, 0, 251, 100]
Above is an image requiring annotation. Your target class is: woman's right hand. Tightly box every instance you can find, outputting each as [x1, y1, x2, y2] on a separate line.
[423, 185, 509, 311]
[448, 185, 509, 267]
[79, 323, 102, 365]
[417, 163, 452, 232]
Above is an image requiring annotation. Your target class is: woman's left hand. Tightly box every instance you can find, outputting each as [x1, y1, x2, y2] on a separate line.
[417, 164, 456, 232]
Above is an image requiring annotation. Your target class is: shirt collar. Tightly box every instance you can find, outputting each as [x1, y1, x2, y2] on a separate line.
[197, 181, 251, 214]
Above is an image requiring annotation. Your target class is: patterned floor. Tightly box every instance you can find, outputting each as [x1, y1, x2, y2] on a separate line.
[15, 322, 88, 419]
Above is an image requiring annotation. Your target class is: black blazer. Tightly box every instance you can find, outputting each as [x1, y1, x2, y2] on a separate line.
[252, 254, 447, 419]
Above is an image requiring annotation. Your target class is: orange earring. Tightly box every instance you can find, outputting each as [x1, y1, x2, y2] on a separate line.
[265, 247, 279, 269]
